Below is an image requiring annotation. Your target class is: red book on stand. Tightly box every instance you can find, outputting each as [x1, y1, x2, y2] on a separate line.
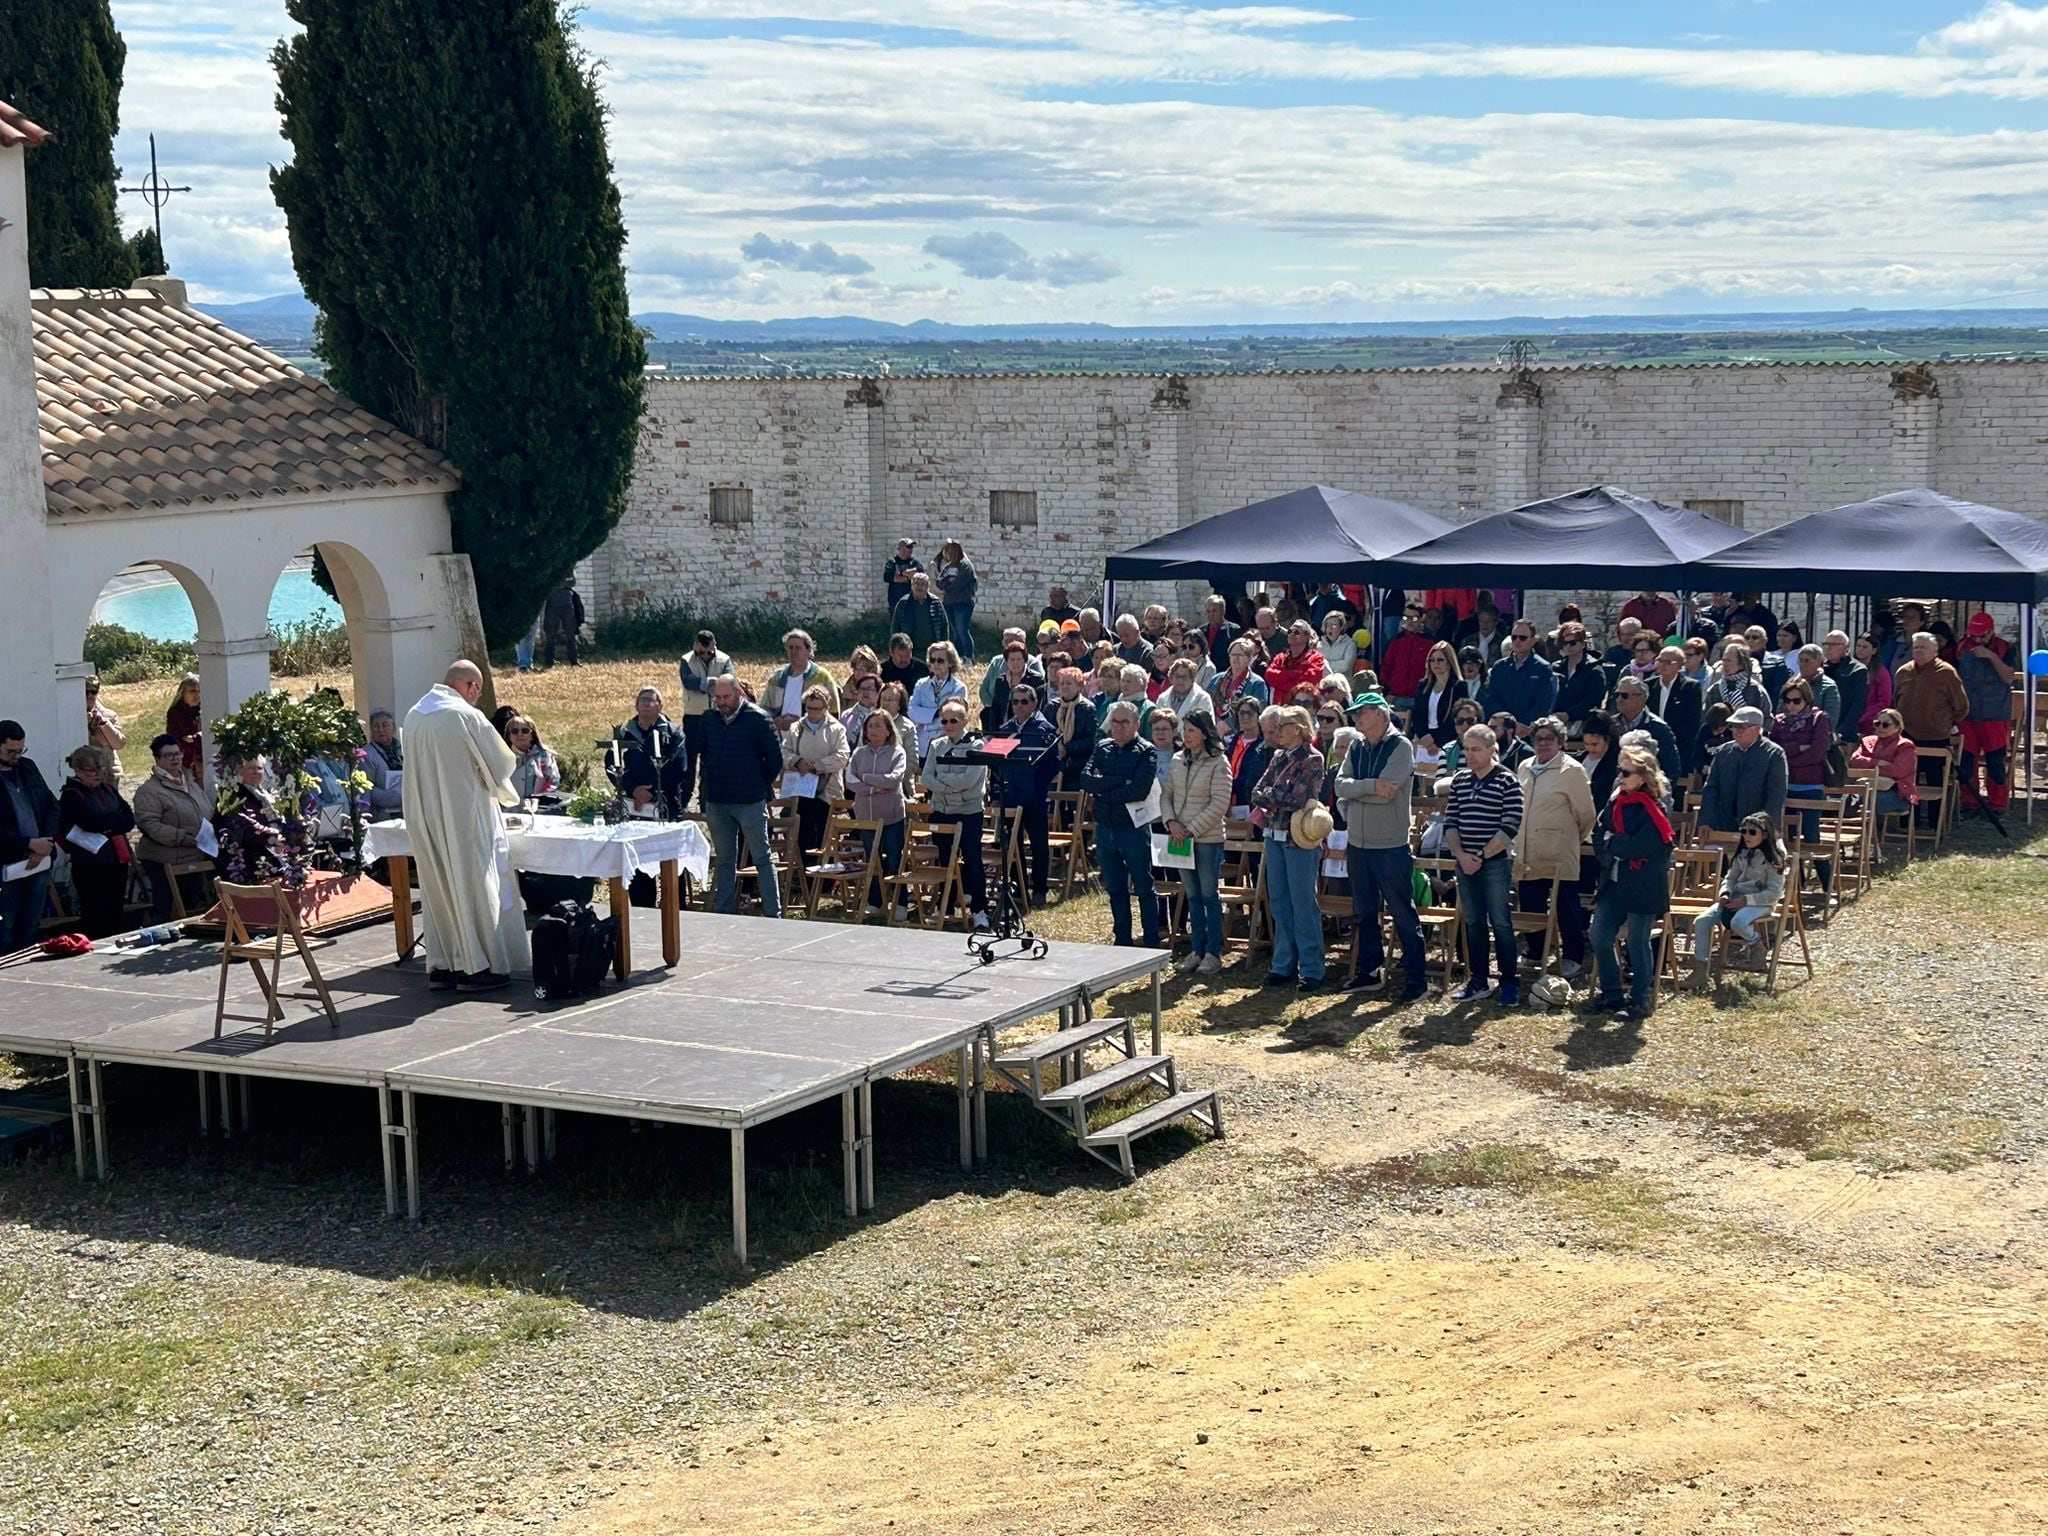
[975, 737, 1020, 758]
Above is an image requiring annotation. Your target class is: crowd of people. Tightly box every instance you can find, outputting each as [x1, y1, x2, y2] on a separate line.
[3, 571, 2027, 1011]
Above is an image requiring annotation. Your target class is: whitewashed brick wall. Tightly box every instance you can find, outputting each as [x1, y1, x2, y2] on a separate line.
[590, 361, 2048, 626]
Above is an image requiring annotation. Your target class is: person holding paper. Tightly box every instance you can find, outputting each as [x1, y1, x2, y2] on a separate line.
[363, 710, 406, 817]
[57, 746, 136, 938]
[781, 686, 850, 869]
[616, 687, 693, 818]
[0, 721, 61, 952]
[132, 733, 216, 921]
[1164, 711, 1232, 975]
[1079, 700, 1160, 948]
[403, 662, 524, 990]
[989, 683, 1061, 911]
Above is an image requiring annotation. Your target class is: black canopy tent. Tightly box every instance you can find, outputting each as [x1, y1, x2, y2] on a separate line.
[1694, 488, 2048, 824]
[1363, 484, 1751, 591]
[1687, 488, 2048, 603]
[1102, 484, 1454, 590]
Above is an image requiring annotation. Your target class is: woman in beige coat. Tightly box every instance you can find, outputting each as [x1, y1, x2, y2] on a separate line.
[1163, 710, 1234, 974]
[782, 685, 850, 869]
[1512, 716, 1596, 975]
[131, 732, 217, 919]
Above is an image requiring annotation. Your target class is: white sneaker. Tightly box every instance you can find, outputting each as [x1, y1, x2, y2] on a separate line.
[1174, 952, 1202, 974]
[1198, 954, 1222, 975]
[1559, 959, 1583, 980]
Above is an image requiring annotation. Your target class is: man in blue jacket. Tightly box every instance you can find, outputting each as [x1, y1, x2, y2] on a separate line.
[1078, 700, 1160, 947]
[1483, 620, 1557, 738]
[698, 678, 785, 917]
[1610, 677, 1684, 786]
[990, 683, 1063, 910]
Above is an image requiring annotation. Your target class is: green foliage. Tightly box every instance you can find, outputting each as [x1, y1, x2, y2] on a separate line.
[0, 0, 138, 288]
[82, 621, 193, 685]
[594, 600, 1005, 663]
[269, 616, 352, 677]
[209, 687, 365, 772]
[270, 0, 645, 648]
[126, 225, 165, 278]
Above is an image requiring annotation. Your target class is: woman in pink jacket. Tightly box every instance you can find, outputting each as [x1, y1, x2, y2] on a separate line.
[1849, 708, 1918, 818]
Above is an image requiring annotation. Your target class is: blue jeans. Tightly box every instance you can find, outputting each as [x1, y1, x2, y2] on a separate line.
[1590, 892, 1656, 1008]
[1096, 822, 1159, 946]
[515, 632, 534, 670]
[1264, 837, 1324, 981]
[1875, 788, 1910, 817]
[704, 799, 781, 918]
[931, 811, 986, 912]
[1348, 842, 1424, 983]
[1184, 841, 1224, 958]
[0, 869, 51, 954]
[946, 603, 976, 662]
[1786, 784, 1824, 846]
[1693, 903, 1769, 951]
[1455, 853, 1516, 986]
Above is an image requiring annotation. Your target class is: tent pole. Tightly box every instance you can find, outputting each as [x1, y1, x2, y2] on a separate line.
[2027, 605, 2037, 828]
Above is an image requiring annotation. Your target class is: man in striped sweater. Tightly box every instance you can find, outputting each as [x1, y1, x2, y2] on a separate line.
[1445, 724, 1526, 1005]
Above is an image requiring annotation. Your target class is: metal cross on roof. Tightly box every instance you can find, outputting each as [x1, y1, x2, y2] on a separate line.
[119, 134, 191, 263]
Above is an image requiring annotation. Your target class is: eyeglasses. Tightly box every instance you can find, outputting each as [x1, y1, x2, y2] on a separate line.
[1742, 826, 1766, 837]
[1317, 714, 1340, 724]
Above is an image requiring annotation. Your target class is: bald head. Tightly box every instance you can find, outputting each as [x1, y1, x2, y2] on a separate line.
[444, 660, 484, 703]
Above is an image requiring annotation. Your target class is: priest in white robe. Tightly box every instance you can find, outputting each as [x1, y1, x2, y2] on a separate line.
[403, 661, 524, 989]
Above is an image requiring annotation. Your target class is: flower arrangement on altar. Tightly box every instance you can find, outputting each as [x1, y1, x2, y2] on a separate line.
[208, 689, 373, 886]
[561, 783, 625, 825]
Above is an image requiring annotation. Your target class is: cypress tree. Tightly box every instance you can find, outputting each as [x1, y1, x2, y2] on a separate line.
[271, 0, 645, 647]
[0, 0, 140, 287]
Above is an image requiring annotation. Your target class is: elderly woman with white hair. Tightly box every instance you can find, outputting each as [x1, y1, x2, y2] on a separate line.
[1708, 639, 1770, 713]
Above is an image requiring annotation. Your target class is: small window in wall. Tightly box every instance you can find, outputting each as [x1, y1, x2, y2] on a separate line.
[709, 485, 754, 526]
[1685, 498, 1744, 528]
[989, 489, 1038, 528]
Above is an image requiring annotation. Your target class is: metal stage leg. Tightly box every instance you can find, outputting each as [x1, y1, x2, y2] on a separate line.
[197, 1072, 210, 1137]
[401, 1090, 420, 1222]
[239, 1075, 251, 1131]
[1151, 969, 1163, 1056]
[67, 1055, 85, 1180]
[87, 1057, 108, 1181]
[522, 1103, 540, 1174]
[379, 1085, 398, 1216]
[542, 1108, 556, 1165]
[731, 1127, 749, 1264]
[502, 1103, 515, 1172]
[840, 1090, 858, 1218]
[972, 1032, 987, 1162]
[219, 1071, 235, 1140]
[858, 1082, 876, 1212]
[956, 1044, 972, 1170]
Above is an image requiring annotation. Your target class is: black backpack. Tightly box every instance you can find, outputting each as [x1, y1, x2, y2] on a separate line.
[531, 900, 617, 1001]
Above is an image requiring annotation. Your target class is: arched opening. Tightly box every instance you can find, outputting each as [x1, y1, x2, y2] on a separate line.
[80, 559, 232, 782]
[260, 548, 355, 710]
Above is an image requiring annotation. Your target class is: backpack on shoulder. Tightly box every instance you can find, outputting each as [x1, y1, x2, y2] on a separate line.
[531, 899, 618, 1001]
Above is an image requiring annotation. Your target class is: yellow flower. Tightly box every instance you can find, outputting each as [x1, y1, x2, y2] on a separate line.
[347, 771, 373, 795]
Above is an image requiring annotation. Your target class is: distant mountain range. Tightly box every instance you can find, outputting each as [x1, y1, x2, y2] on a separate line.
[197, 292, 2048, 349]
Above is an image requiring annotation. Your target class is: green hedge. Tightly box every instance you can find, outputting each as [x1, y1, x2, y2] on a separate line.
[82, 621, 194, 685]
[592, 601, 1005, 662]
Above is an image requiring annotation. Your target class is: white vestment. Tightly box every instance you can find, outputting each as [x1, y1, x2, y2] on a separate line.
[402, 684, 524, 976]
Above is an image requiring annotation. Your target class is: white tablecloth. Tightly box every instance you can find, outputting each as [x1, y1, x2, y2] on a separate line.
[363, 817, 711, 884]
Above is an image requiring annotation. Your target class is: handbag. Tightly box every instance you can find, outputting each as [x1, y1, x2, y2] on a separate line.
[1824, 740, 1848, 789]
[1419, 812, 1448, 857]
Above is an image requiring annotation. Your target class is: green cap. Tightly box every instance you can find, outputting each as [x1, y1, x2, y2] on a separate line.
[1347, 691, 1392, 716]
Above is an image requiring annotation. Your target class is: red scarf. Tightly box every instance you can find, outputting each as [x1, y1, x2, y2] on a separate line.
[1610, 788, 1674, 844]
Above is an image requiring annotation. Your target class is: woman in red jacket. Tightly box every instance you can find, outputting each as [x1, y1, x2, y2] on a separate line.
[1263, 620, 1327, 704]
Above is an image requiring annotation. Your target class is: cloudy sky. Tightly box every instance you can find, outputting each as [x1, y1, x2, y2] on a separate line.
[104, 0, 2048, 321]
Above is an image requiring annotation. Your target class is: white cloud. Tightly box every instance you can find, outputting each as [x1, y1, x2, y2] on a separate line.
[923, 231, 1121, 285]
[1923, 2, 2048, 52]
[740, 232, 873, 274]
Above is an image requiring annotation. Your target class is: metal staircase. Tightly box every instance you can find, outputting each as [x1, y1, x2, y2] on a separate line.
[989, 1012, 1223, 1178]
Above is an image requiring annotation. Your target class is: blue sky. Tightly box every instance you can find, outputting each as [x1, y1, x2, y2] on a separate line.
[103, 0, 2048, 320]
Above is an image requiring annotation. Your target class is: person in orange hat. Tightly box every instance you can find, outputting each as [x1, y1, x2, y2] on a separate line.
[1956, 611, 2017, 814]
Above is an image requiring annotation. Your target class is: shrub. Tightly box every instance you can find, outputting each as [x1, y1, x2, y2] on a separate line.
[270, 616, 352, 677]
[82, 621, 194, 684]
[592, 601, 1004, 662]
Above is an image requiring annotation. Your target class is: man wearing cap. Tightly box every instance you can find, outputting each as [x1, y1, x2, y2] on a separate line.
[1955, 612, 2017, 816]
[1698, 706, 1788, 833]
[883, 538, 923, 613]
[1334, 693, 1427, 1000]
[890, 569, 948, 654]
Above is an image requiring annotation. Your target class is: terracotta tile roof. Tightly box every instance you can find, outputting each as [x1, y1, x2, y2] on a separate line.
[0, 99, 51, 149]
[33, 286, 458, 517]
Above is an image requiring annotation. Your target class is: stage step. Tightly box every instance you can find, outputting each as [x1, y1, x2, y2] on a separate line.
[991, 1015, 1135, 1073]
[1083, 1090, 1225, 1178]
[1038, 1053, 1175, 1123]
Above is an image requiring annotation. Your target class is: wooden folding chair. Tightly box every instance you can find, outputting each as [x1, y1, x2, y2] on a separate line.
[1217, 822, 1269, 954]
[1694, 842, 1812, 994]
[165, 856, 217, 920]
[1052, 790, 1095, 899]
[1914, 745, 1957, 845]
[1507, 863, 1568, 982]
[1410, 854, 1468, 987]
[804, 813, 885, 919]
[889, 817, 964, 930]
[213, 882, 340, 1041]
[1848, 768, 1915, 863]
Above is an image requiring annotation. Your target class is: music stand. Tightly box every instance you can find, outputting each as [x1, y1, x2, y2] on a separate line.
[958, 736, 1055, 964]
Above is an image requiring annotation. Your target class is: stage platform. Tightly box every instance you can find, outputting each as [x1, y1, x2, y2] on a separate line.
[0, 911, 1168, 1258]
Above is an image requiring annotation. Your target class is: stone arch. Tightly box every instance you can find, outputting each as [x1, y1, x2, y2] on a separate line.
[308, 539, 400, 718]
